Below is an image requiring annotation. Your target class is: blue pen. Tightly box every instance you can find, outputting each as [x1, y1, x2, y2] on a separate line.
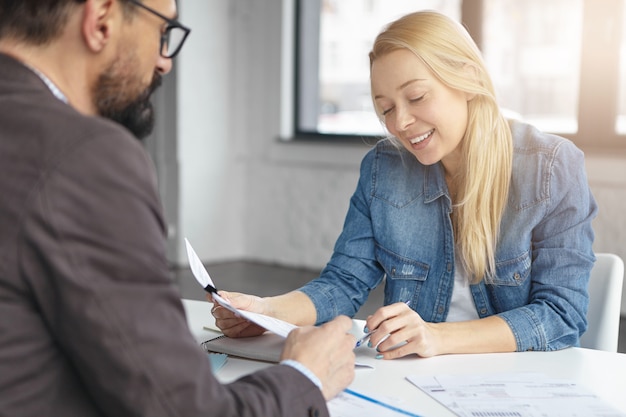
[344, 389, 423, 417]
[355, 300, 411, 348]
[355, 329, 376, 348]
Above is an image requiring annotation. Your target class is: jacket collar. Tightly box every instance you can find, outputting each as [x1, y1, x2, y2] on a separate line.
[0, 53, 67, 103]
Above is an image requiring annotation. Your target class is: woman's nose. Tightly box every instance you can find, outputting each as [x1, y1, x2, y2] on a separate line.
[394, 105, 416, 132]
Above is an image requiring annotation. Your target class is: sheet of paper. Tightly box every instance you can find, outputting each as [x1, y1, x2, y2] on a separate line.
[211, 293, 297, 338]
[327, 389, 423, 417]
[185, 238, 214, 289]
[407, 373, 625, 417]
[185, 238, 298, 338]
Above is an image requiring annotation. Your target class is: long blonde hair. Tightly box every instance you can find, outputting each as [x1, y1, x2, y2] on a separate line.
[369, 11, 513, 283]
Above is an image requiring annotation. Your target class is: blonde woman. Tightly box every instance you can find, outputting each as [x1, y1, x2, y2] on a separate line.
[212, 11, 597, 358]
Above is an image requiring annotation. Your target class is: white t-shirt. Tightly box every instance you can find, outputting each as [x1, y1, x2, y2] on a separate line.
[446, 256, 480, 322]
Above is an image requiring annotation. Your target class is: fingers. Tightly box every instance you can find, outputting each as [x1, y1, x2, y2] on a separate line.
[365, 301, 411, 332]
[212, 308, 265, 337]
[374, 324, 437, 359]
[372, 328, 410, 354]
[210, 303, 227, 318]
[364, 302, 411, 346]
[210, 291, 266, 338]
[374, 341, 415, 360]
[362, 303, 437, 359]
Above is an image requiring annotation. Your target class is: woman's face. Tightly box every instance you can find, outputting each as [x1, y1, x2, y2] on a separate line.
[371, 49, 471, 174]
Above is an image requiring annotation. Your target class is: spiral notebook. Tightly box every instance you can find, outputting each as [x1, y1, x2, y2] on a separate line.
[201, 332, 285, 363]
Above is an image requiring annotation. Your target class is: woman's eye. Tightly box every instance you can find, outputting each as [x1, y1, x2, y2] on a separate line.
[409, 94, 425, 103]
[382, 107, 394, 116]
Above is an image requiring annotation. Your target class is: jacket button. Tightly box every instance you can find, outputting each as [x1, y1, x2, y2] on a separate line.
[391, 267, 396, 275]
[308, 407, 321, 417]
[513, 272, 521, 281]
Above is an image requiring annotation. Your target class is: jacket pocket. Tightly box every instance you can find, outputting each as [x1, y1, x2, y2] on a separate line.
[490, 250, 532, 286]
[375, 244, 430, 280]
[376, 245, 430, 306]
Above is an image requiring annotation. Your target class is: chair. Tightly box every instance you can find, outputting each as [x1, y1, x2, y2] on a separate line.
[579, 253, 624, 352]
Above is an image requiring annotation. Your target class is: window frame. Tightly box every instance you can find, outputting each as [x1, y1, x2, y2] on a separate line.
[292, 0, 376, 144]
[290, 0, 626, 152]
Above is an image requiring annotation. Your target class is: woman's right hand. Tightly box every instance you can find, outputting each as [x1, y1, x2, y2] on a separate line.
[209, 290, 267, 338]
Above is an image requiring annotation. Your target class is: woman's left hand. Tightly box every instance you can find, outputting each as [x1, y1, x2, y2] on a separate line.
[364, 302, 440, 359]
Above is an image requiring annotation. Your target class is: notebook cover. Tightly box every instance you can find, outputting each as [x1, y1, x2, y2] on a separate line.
[201, 332, 285, 363]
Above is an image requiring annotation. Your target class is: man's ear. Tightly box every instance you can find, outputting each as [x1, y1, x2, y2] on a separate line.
[81, 0, 116, 53]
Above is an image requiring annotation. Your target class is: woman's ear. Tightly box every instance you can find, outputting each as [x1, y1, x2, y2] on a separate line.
[81, 0, 116, 53]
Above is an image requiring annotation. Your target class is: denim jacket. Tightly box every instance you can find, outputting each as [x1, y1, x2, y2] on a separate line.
[299, 121, 597, 351]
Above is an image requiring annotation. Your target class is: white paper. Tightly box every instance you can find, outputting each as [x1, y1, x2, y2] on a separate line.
[407, 373, 626, 417]
[327, 389, 422, 417]
[185, 238, 214, 289]
[211, 292, 297, 338]
[185, 238, 298, 338]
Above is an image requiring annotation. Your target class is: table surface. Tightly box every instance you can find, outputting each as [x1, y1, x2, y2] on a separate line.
[182, 298, 626, 416]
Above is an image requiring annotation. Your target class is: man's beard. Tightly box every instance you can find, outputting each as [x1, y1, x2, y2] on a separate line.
[93, 61, 162, 140]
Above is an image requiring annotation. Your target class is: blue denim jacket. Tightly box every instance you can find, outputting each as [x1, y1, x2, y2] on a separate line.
[299, 121, 597, 351]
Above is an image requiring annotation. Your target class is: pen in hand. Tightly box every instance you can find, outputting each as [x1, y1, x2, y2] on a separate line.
[355, 329, 376, 348]
[355, 300, 411, 348]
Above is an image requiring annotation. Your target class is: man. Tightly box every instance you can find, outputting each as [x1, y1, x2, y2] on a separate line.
[0, 0, 355, 416]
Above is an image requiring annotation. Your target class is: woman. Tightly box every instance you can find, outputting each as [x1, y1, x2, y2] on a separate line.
[212, 11, 597, 358]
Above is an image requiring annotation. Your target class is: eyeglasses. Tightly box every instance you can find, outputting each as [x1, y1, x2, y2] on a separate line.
[127, 0, 191, 59]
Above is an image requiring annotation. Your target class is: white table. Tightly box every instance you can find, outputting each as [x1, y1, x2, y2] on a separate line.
[182, 298, 626, 416]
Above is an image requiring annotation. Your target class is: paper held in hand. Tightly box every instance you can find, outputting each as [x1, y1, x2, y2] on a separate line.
[184, 238, 298, 338]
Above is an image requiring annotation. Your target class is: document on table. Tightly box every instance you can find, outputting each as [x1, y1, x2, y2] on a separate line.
[328, 389, 423, 417]
[407, 372, 626, 417]
[185, 238, 298, 338]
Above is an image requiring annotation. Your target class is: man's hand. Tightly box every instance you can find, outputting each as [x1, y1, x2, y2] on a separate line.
[280, 316, 356, 400]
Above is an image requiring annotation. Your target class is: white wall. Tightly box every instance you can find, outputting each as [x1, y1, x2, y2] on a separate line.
[178, 0, 626, 314]
[177, 1, 247, 261]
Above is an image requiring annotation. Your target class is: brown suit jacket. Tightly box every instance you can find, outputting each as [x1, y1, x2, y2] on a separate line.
[0, 53, 327, 417]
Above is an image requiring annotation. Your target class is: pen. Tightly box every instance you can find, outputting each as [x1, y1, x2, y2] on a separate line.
[355, 300, 411, 348]
[344, 389, 423, 417]
[355, 329, 376, 348]
[201, 283, 219, 295]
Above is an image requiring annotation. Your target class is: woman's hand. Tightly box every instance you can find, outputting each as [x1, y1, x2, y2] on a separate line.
[364, 302, 440, 359]
[365, 302, 517, 358]
[209, 290, 267, 338]
[209, 290, 319, 338]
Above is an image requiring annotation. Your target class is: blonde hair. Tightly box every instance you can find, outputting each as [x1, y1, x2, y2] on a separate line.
[369, 11, 513, 283]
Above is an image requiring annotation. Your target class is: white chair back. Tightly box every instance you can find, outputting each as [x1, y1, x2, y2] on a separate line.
[579, 253, 624, 352]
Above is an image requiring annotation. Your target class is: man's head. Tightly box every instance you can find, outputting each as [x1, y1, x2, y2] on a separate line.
[0, 0, 190, 139]
[0, 1, 87, 44]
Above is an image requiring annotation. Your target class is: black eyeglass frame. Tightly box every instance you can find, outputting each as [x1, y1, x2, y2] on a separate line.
[126, 0, 191, 58]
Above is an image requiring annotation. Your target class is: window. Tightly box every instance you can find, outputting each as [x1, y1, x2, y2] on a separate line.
[293, 0, 626, 150]
[617, 0, 626, 134]
[296, 0, 461, 141]
[482, 0, 583, 134]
